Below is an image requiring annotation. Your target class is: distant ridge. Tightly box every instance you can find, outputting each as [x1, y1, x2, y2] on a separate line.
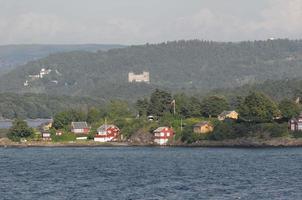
[0, 44, 126, 73]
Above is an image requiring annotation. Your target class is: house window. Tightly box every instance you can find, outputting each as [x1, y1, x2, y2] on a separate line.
[167, 133, 170, 137]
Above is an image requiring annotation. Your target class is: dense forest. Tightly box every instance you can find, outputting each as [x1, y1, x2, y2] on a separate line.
[0, 39, 302, 100]
[212, 78, 302, 102]
[0, 93, 104, 119]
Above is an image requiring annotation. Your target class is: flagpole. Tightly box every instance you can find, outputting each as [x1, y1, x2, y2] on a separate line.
[181, 118, 183, 132]
[173, 101, 176, 115]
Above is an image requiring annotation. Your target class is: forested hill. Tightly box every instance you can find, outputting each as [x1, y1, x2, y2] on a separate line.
[0, 93, 104, 119]
[0, 44, 125, 74]
[0, 39, 302, 99]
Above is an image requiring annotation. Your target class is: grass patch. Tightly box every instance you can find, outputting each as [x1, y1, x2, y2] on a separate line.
[52, 132, 76, 142]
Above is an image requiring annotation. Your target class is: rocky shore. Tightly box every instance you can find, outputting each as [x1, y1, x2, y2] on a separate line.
[186, 137, 302, 147]
[2, 137, 302, 148]
[0, 138, 129, 148]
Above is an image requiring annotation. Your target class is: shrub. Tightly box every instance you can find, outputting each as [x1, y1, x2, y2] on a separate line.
[265, 123, 289, 138]
[291, 131, 302, 138]
[7, 119, 34, 142]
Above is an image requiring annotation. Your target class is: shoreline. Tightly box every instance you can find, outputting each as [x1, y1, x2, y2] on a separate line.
[2, 137, 302, 148]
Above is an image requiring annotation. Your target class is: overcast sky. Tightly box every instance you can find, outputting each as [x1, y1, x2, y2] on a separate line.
[0, 0, 301, 45]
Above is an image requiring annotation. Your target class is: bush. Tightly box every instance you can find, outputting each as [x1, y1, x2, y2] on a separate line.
[207, 122, 289, 141]
[7, 119, 34, 141]
[264, 123, 289, 138]
[208, 121, 237, 141]
[114, 118, 151, 139]
[291, 131, 302, 138]
[180, 127, 195, 143]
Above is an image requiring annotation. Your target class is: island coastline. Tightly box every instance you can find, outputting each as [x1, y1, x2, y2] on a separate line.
[2, 137, 302, 148]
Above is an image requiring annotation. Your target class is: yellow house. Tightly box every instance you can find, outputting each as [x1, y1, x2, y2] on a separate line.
[218, 111, 239, 121]
[193, 122, 214, 134]
[41, 121, 53, 131]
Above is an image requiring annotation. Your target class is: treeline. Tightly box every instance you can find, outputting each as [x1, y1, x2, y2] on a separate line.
[136, 89, 301, 121]
[1, 39, 302, 100]
[1, 83, 302, 122]
[212, 78, 302, 102]
[0, 93, 104, 119]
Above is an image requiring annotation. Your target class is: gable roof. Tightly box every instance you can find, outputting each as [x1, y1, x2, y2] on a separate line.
[219, 111, 237, 116]
[71, 122, 89, 129]
[154, 127, 171, 132]
[97, 124, 118, 132]
[194, 121, 211, 127]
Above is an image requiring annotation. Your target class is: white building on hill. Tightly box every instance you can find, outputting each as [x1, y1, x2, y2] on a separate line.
[128, 71, 150, 83]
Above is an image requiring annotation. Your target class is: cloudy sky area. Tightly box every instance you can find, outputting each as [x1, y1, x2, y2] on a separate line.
[0, 0, 301, 45]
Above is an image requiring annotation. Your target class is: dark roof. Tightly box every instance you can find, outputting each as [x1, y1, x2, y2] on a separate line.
[194, 121, 211, 127]
[154, 127, 172, 132]
[71, 122, 89, 129]
[219, 111, 236, 116]
[97, 124, 118, 132]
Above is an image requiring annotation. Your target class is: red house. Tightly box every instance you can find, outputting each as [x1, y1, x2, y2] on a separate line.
[153, 127, 174, 145]
[71, 122, 90, 134]
[42, 132, 52, 141]
[94, 124, 120, 142]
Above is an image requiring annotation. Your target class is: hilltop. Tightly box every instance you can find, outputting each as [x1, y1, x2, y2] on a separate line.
[0, 44, 125, 74]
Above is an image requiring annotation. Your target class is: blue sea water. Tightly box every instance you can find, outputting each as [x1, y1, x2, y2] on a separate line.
[0, 119, 52, 129]
[1, 147, 302, 200]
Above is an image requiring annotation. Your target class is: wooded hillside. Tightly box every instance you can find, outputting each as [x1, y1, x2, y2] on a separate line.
[1, 39, 301, 100]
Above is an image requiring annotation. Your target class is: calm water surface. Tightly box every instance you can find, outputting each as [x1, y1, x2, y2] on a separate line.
[0, 119, 52, 129]
[1, 147, 302, 200]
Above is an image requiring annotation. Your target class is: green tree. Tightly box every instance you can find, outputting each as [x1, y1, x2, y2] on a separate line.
[173, 93, 190, 117]
[201, 96, 229, 117]
[135, 98, 149, 117]
[53, 110, 86, 129]
[7, 119, 34, 141]
[147, 89, 173, 117]
[87, 108, 103, 124]
[53, 111, 71, 129]
[187, 97, 203, 117]
[279, 99, 301, 121]
[108, 100, 132, 119]
[238, 92, 279, 122]
[173, 93, 202, 118]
